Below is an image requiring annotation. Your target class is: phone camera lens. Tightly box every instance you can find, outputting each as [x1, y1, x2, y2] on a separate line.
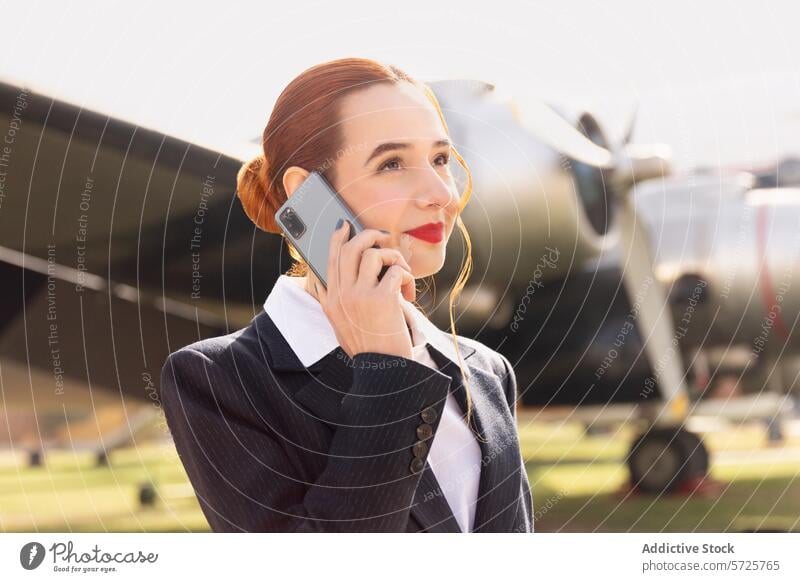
[279, 208, 306, 239]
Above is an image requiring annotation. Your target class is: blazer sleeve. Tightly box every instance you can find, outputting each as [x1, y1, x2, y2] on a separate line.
[497, 352, 518, 421]
[159, 347, 452, 532]
[497, 351, 535, 532]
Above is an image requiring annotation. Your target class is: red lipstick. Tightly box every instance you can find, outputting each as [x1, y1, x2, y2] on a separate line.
[404, 222, 444, 243]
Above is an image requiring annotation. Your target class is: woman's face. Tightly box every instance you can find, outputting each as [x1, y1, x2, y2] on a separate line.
[327, 81, 461, 279]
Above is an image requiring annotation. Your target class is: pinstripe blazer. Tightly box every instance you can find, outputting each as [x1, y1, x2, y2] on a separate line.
[158, 308, 534, 532]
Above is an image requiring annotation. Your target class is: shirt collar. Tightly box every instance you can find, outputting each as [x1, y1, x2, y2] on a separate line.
[263, 274, 460, 368]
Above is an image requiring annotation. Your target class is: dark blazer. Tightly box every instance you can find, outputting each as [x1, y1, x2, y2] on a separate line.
[159, 308, 533, 532]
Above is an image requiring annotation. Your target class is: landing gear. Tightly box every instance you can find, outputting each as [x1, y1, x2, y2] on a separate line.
[627, 426, 709, 494]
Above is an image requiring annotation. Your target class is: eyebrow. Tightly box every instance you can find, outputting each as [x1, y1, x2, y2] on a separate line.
[363, 139, 452, 167]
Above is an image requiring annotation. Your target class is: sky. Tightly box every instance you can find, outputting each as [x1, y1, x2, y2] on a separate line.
[2, 0, 800, 170]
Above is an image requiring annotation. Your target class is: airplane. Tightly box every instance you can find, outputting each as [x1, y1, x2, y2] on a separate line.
[1, 76, 797, 496]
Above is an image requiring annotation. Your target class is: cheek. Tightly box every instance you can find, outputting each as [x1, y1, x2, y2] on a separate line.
[356, 189, 410, 224]
[446, 202, 460, 228]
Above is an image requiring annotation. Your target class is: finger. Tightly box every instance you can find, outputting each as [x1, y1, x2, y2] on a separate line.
[377, 263, 416, 301]
[401, 270, 416, 302]
[314, 275, 327, 304]
[379, 235, 414, 299]
[338, 228, 393, 290]
[326, 219, 350, 306]
[357, 247, 413, 288]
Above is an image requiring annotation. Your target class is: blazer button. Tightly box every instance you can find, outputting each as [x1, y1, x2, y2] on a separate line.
[409, 457, 425, 474]
[420, 406, 438, 424]
[411, 440, 428, 458]
[416, 423, 433, 441]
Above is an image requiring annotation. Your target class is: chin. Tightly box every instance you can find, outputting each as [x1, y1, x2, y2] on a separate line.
[412, 255, 446, 279]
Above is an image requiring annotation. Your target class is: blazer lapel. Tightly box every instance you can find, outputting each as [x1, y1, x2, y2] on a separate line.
[426, 343, 524, 533]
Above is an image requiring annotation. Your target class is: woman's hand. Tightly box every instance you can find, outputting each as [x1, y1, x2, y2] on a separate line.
[315, 220, 416, 360]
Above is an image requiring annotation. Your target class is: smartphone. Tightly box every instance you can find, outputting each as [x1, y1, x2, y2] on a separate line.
[274, 171, 388, 289]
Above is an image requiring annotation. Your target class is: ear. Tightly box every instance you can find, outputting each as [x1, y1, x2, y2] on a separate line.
[282, 166, 310, 198]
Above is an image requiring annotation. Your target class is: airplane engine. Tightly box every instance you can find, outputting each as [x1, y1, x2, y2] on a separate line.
[634, 172, 800, 396]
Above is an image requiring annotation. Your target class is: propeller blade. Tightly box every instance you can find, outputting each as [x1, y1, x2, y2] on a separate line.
[622, 101, 639, 145]
[514, 98, 615, 168]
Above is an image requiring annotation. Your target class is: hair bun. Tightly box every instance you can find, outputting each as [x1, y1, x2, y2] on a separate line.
[236, 153, 279, 233]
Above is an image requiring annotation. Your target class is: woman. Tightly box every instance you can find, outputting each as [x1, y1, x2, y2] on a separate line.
[159, 57, 533, 533]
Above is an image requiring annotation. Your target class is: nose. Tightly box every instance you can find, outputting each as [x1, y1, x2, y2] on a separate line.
[412, 165, 457, 211]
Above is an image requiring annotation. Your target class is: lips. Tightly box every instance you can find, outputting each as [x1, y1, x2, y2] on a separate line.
[404, 221, 444, 243]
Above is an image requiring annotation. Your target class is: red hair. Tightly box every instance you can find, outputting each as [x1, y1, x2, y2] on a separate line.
[237, 57, 417, 236]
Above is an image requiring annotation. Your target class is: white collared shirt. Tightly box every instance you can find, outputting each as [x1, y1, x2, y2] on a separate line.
[264, 274, 482, 532]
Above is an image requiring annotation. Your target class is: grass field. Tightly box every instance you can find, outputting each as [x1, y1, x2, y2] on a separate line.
[519, 417, 800, 532]
[1, 417, 799, 532]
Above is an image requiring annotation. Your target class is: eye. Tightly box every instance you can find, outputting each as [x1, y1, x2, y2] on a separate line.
[378, 156, 402, 172]
[434, 152, 450, 166]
